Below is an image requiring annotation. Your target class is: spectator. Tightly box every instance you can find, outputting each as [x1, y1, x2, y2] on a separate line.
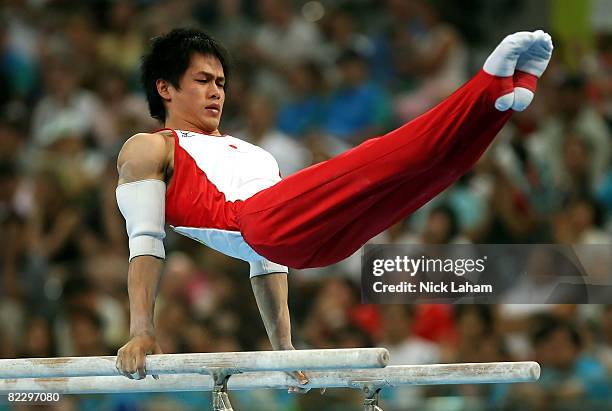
[69, 308, 109, 356]
[54, 275, 126, 356]
[243, 0, 325, 103]
[451, 305, 499, 363]
[528, 74, 610, 195]
[98, 1, 145, 75]
[238, 93, 311, 176]
[319, 7, 375, 68]
[91, 67, 157, 155]
[321, 49, 391, 145]
[0, 20, 37, 104]
[554, 196, 611, 244]
[470, 160, 538, 243]
[277, 61, 326, 138]
[559, 133, 596, 200]
[60, 13, 101, 86]
[203, 0, 253, 52]
[380, 304, 440, 362]
[597, 305, 612, 374]
[527, 316, 611, 409]
[24, 169, 85, 269]
[401, 203, 467, 244]
[392, 0, 468, 121]
[30, 57, 103, 148]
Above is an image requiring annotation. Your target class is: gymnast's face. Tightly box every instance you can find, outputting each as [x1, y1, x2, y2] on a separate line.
[160, 53, 226, 135]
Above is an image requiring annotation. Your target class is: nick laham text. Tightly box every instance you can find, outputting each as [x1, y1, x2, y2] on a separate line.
[373, 281, 493, 294]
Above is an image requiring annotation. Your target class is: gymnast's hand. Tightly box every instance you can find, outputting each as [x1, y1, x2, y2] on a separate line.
[287, 369, 310, 394]
[286, 369, 326, 395]
[282, 349, 326, 395]
[116, 332, 163, 380]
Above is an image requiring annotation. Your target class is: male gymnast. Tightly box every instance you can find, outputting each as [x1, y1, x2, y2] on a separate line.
[114, 28, 553, 390]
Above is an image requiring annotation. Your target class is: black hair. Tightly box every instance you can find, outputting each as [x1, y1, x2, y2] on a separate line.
[454, 304, 495, 335]
[430, 203, 460, 240]
[571, 195, 606, 228]
[558, 73, 586, 91]
[336, 48, 366, 65]
[298, 60, 324, 85]
[141, 28, 231, 123]
[0, 161, 17, 178]
[530, 314, 582, 349]
[69, 307, 104, 330]
[62, 275, 94, 301]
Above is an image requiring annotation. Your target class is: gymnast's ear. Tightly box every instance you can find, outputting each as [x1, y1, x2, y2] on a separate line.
[156, 79, 172, 101]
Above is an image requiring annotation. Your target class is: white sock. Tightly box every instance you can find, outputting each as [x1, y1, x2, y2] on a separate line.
[483, 31, 536, 77]
[512, 30, 554, 111]
[512, 87, 534, 112]
[483, 32, 536, 111]
[515, 30, 553, 77]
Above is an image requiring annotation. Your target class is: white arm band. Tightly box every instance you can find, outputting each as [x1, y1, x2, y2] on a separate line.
[249, 259, 289, 278]
[116, 179, 166, 261]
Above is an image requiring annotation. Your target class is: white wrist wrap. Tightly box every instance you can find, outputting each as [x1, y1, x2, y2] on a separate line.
[249, 259, 289, 278]
[116, 179, 166, 261]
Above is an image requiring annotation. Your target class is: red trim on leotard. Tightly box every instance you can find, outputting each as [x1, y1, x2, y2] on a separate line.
[161, 128, 241, 231]
[513, 70, 538, 92]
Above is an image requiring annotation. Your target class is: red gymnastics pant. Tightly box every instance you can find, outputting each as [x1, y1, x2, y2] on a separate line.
[238, 70, 518, 269]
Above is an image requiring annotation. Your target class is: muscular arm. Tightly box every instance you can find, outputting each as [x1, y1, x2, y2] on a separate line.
[251, 272, 310, 391]
[127, 255, 163, 336]
[116, 133, 168, 378]
[250, 273, 293, 350]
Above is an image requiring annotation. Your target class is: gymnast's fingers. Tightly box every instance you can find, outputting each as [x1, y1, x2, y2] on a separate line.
[287, 370, 310, 394]
[116, 347, 134, 380]
[135, 349, 147, 380]
[123, 354, 138, 379]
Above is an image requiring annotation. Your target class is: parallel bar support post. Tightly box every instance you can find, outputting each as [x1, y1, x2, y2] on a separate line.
[209, 369, 234, 411]
[362, 386, 383, 411]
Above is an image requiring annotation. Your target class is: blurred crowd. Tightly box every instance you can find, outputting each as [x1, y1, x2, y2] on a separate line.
[1, 0, 611, 410]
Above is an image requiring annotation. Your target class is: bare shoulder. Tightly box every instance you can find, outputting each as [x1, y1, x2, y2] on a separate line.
[117, 132, 170, 184]
[120, 132, 168, 157]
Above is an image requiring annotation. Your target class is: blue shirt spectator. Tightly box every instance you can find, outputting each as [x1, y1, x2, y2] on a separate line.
[277, 62, 325, 138]
[321, 49, 390, 144]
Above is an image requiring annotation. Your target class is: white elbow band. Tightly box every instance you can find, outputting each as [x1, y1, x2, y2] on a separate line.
[116, 179, 166, 261]
[249, 259, 289, 278]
